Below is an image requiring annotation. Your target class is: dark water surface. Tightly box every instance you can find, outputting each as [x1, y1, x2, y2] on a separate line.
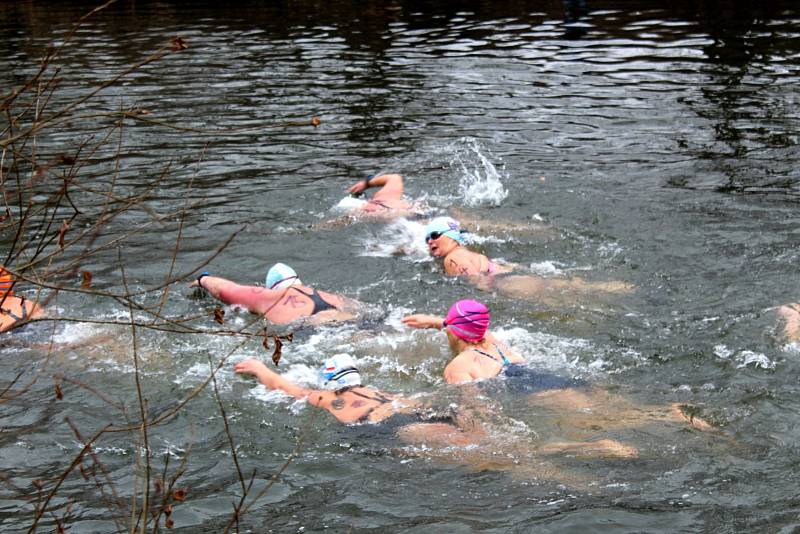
[2, 0, 800, 532]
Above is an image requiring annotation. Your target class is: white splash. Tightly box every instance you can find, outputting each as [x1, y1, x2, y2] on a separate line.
[450, 137, 509, 207]
[715, 345, 776, 370]
[713, 345, 732, 359]
[735, 350, 775, 370]
[358, 218, 431, 262]
[332, 196, 367, 214]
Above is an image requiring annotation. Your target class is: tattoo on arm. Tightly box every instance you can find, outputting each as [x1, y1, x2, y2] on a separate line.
[283, 295, 306, 308]
[331, 398, 345, 410]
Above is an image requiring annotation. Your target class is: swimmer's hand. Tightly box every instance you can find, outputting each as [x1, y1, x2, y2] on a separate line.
[234, 358, 269, 378]
[347, 176, 372, 195]
[188, 272, 210, 288]
[401, 314, 444, 330]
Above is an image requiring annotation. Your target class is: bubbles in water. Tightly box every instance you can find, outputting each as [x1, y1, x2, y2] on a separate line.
[449, 137, 509, 207]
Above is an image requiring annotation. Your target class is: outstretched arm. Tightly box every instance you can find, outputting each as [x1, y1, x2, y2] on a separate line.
[401, 313, 444, 330]
[191, 274, 277, 315]
[234, 358, 312, 400]
[347, 173, 405, 201]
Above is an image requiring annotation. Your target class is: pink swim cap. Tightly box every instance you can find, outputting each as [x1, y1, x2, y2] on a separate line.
[444, 299, 490, 342]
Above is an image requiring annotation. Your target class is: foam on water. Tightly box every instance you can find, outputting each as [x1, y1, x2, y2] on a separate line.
[358, 218, 431, 261]
[494, 326, 625, 377]
[51, 321, 103, 344]
[714, 344, 777, 370]
[528, 261, 567, 276]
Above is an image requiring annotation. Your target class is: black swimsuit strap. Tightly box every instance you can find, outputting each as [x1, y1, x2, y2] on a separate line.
[0, 307, 22, 321]
[471, 344, 510, 367]
[290, 286, 338, 315]
[0, 297, 26, 322]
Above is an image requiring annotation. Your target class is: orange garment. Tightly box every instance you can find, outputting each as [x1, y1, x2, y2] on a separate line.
[0, 267, 14, 298]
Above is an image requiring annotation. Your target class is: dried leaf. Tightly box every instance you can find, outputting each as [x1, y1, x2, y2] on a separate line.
[170, 36, 188, 51]
[271, 336, 283, 366]
[60, 154, 76, 166]
[311, 116, 321, 127]
[154, 478, 163, 494]
[164, 504, 173, 516]
[54, 381, 63, 400]
[172, 488, 187, 502]
[165, 518, 174, 529]
[0, 207, 9, 222]
[57, 220, 69, 249]
[261, 335, 270, 351]
[81, 271, 92, 289]
[281, 332, 294, 343]
[213, 307, 224, 324]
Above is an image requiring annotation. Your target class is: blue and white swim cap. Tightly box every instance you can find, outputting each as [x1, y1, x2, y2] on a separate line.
[320, 353, 362, 390]
[425, 216, 465, 244]
[266, 263, 301, 290]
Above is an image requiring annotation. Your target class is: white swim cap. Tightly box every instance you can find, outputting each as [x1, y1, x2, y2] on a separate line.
[320, 353, 361, 390]
[266, 263, 301, 289]
[334, 196, 368, 213]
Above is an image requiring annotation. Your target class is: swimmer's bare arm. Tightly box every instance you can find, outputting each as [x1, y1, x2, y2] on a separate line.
[347, 173, 404, 201]
[234, 358, 334, 407]
[401, 314, 444, 330]
[234, 359, 311, 399]
[190, 275, 278, 315]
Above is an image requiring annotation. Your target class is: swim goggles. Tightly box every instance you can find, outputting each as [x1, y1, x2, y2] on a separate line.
[425, 231, 444, 243]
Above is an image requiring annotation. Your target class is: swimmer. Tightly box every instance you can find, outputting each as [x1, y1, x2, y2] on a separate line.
[424, 216, 634, 301]
[0, 267, 45, 333]
[234, 353, 481, 448]
[402, 299, 525, 384]
[234, 353, 637, 460]
[318, 174, 426, 229]
[190, 263, 360, 326]
[402, 299, 712, 432]
[345, 173, 416, 217]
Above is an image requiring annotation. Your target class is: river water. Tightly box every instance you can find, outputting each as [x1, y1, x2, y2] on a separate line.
[2, 0, 800, 532]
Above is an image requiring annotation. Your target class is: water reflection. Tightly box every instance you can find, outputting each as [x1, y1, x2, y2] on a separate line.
[2, 0, 800, 531]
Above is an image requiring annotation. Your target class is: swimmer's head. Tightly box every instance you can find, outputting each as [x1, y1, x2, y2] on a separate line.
[425, 216, 465, 245]
[320, 353, 362, 390]
[444, 299, 490, 343]
[0, 267, 14, 298]
[266, 263, 301, 290]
